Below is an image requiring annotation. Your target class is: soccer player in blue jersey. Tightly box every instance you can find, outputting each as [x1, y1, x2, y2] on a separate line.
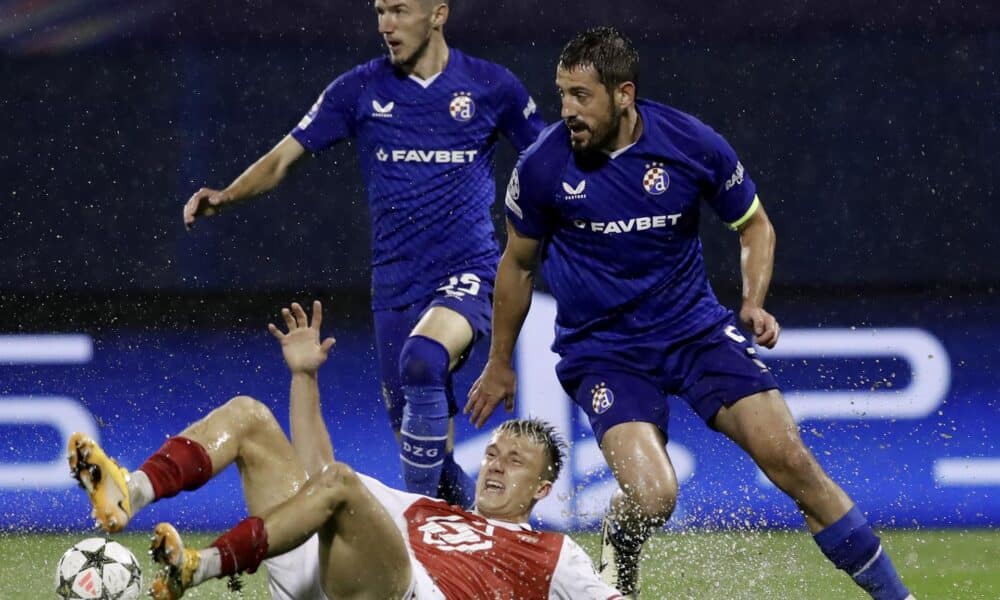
[182, 0, 544, 507]
[467, 27, 914, 600]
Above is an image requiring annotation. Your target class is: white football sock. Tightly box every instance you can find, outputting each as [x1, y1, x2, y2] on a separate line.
[192, 547, 221, 585]
[128, 470, 155, 512]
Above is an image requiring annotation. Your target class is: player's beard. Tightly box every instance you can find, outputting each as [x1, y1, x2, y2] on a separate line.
[571, 103, 623, 156]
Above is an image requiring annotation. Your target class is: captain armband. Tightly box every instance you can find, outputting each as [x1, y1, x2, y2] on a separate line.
[725, 195, 761, 231]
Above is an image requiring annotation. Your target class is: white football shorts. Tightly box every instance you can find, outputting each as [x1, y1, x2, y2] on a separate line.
[262, 473, 445, 600]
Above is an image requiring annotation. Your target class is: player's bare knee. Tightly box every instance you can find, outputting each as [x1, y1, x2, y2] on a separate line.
[785, 444, 821, 476]
[766, 445, 826, 491]
[225, 394, 263, 416]
[616, 480, 676, 524]
[312, 462, 363, 507]
[224, 395, 278, 429]
[315, 462, 358, 486]
[640, 487, 676, 524]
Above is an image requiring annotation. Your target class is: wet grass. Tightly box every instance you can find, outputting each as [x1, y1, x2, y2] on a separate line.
[4, 529, 996, 599]
[574, 529, 1000, 600]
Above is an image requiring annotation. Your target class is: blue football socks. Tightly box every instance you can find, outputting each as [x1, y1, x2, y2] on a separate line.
[814, 506, 910, 600]
[399, 335, 451, 497]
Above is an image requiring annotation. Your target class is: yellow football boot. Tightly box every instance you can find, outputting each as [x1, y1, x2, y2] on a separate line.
[149, 522, 201, 600]
[67, 432, 132, 533]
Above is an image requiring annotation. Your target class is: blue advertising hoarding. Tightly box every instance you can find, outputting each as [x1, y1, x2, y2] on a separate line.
[0, 293, 996, 532]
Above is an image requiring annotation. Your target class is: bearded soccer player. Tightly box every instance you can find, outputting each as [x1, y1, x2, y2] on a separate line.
[68, 301, 621, 600]
[182, 0, 545, 507]
[467, 27, 915, 600]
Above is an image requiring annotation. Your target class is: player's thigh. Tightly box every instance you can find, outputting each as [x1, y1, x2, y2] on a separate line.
[674, 323, 823, 482]
[601, 421, 677, 509]
[714, 389, 817, 470]
[411, 306, 474, 365]
[183, 395, 306, 516]
[562, 368, 675, 492]
[317, 475, 412, 599]
[412, 271, 493, 367]
[238, 429, 307, 517]
[716, 390, 853, 529]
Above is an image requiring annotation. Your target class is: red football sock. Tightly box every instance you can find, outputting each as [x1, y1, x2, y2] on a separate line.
[211, 516, 269, 575]
[138, 437, 213, 499]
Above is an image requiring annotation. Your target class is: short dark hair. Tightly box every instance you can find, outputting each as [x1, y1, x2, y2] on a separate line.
[558, 27, 639, 92]
[497, 418, 568, 483]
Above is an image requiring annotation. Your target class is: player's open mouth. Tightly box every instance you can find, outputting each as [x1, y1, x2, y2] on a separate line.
[484, 480, 504, 493]
[566, 122, 589, 141]
[387, 40, 402, 52]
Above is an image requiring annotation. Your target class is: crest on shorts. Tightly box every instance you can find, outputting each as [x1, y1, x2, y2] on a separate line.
[449, 92, 476, 122]
[642, 162, 669, 196]
[591, 382, 615, 415]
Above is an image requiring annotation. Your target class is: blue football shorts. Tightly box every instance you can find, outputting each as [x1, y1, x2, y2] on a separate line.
[557, 316, 780, 442]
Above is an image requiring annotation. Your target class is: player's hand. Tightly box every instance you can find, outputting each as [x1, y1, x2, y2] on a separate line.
[739, 304, 780, 349]
[465, 359, 517, 428]
[183, 187, 231, 229]
[268, 300, 336, 375]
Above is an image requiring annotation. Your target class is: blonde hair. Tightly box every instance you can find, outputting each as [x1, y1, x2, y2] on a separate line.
[496, 419, 567, 482]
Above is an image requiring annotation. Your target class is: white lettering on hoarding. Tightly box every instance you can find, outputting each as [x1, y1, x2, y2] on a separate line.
[0, 335, 99, 489]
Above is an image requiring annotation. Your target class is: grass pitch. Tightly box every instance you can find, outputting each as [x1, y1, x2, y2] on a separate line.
[4, 529, 996, 599]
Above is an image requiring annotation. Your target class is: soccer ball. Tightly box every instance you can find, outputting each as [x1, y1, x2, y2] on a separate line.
[55, 537, 142, 599]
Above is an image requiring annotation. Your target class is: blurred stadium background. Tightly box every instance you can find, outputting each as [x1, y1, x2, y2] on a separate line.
[1, 0, 998, 597]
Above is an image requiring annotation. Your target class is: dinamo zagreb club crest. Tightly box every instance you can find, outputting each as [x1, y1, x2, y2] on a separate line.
[449, 92, 476, 122]
[642, 163, 669, 195]
[591, 382, 615, 415]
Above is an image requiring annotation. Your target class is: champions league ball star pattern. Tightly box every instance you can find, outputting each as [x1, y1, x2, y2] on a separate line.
[55, 538, 142, 600]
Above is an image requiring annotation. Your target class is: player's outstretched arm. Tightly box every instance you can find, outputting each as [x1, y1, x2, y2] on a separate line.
[466, 221, 541, 428]
[268, 300, 337, 475]
[183, 135, 306, 228]
[736, 203, 780, 348]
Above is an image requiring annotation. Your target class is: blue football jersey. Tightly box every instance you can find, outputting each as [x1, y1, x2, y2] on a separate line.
[291, 49, 544, 309]
[506, 99, 759, 357]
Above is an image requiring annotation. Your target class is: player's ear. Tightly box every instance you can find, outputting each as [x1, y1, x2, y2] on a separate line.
[430, 2, 448, 28]
[616, 81, 636, 110]
[533, 479, 553, 502]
